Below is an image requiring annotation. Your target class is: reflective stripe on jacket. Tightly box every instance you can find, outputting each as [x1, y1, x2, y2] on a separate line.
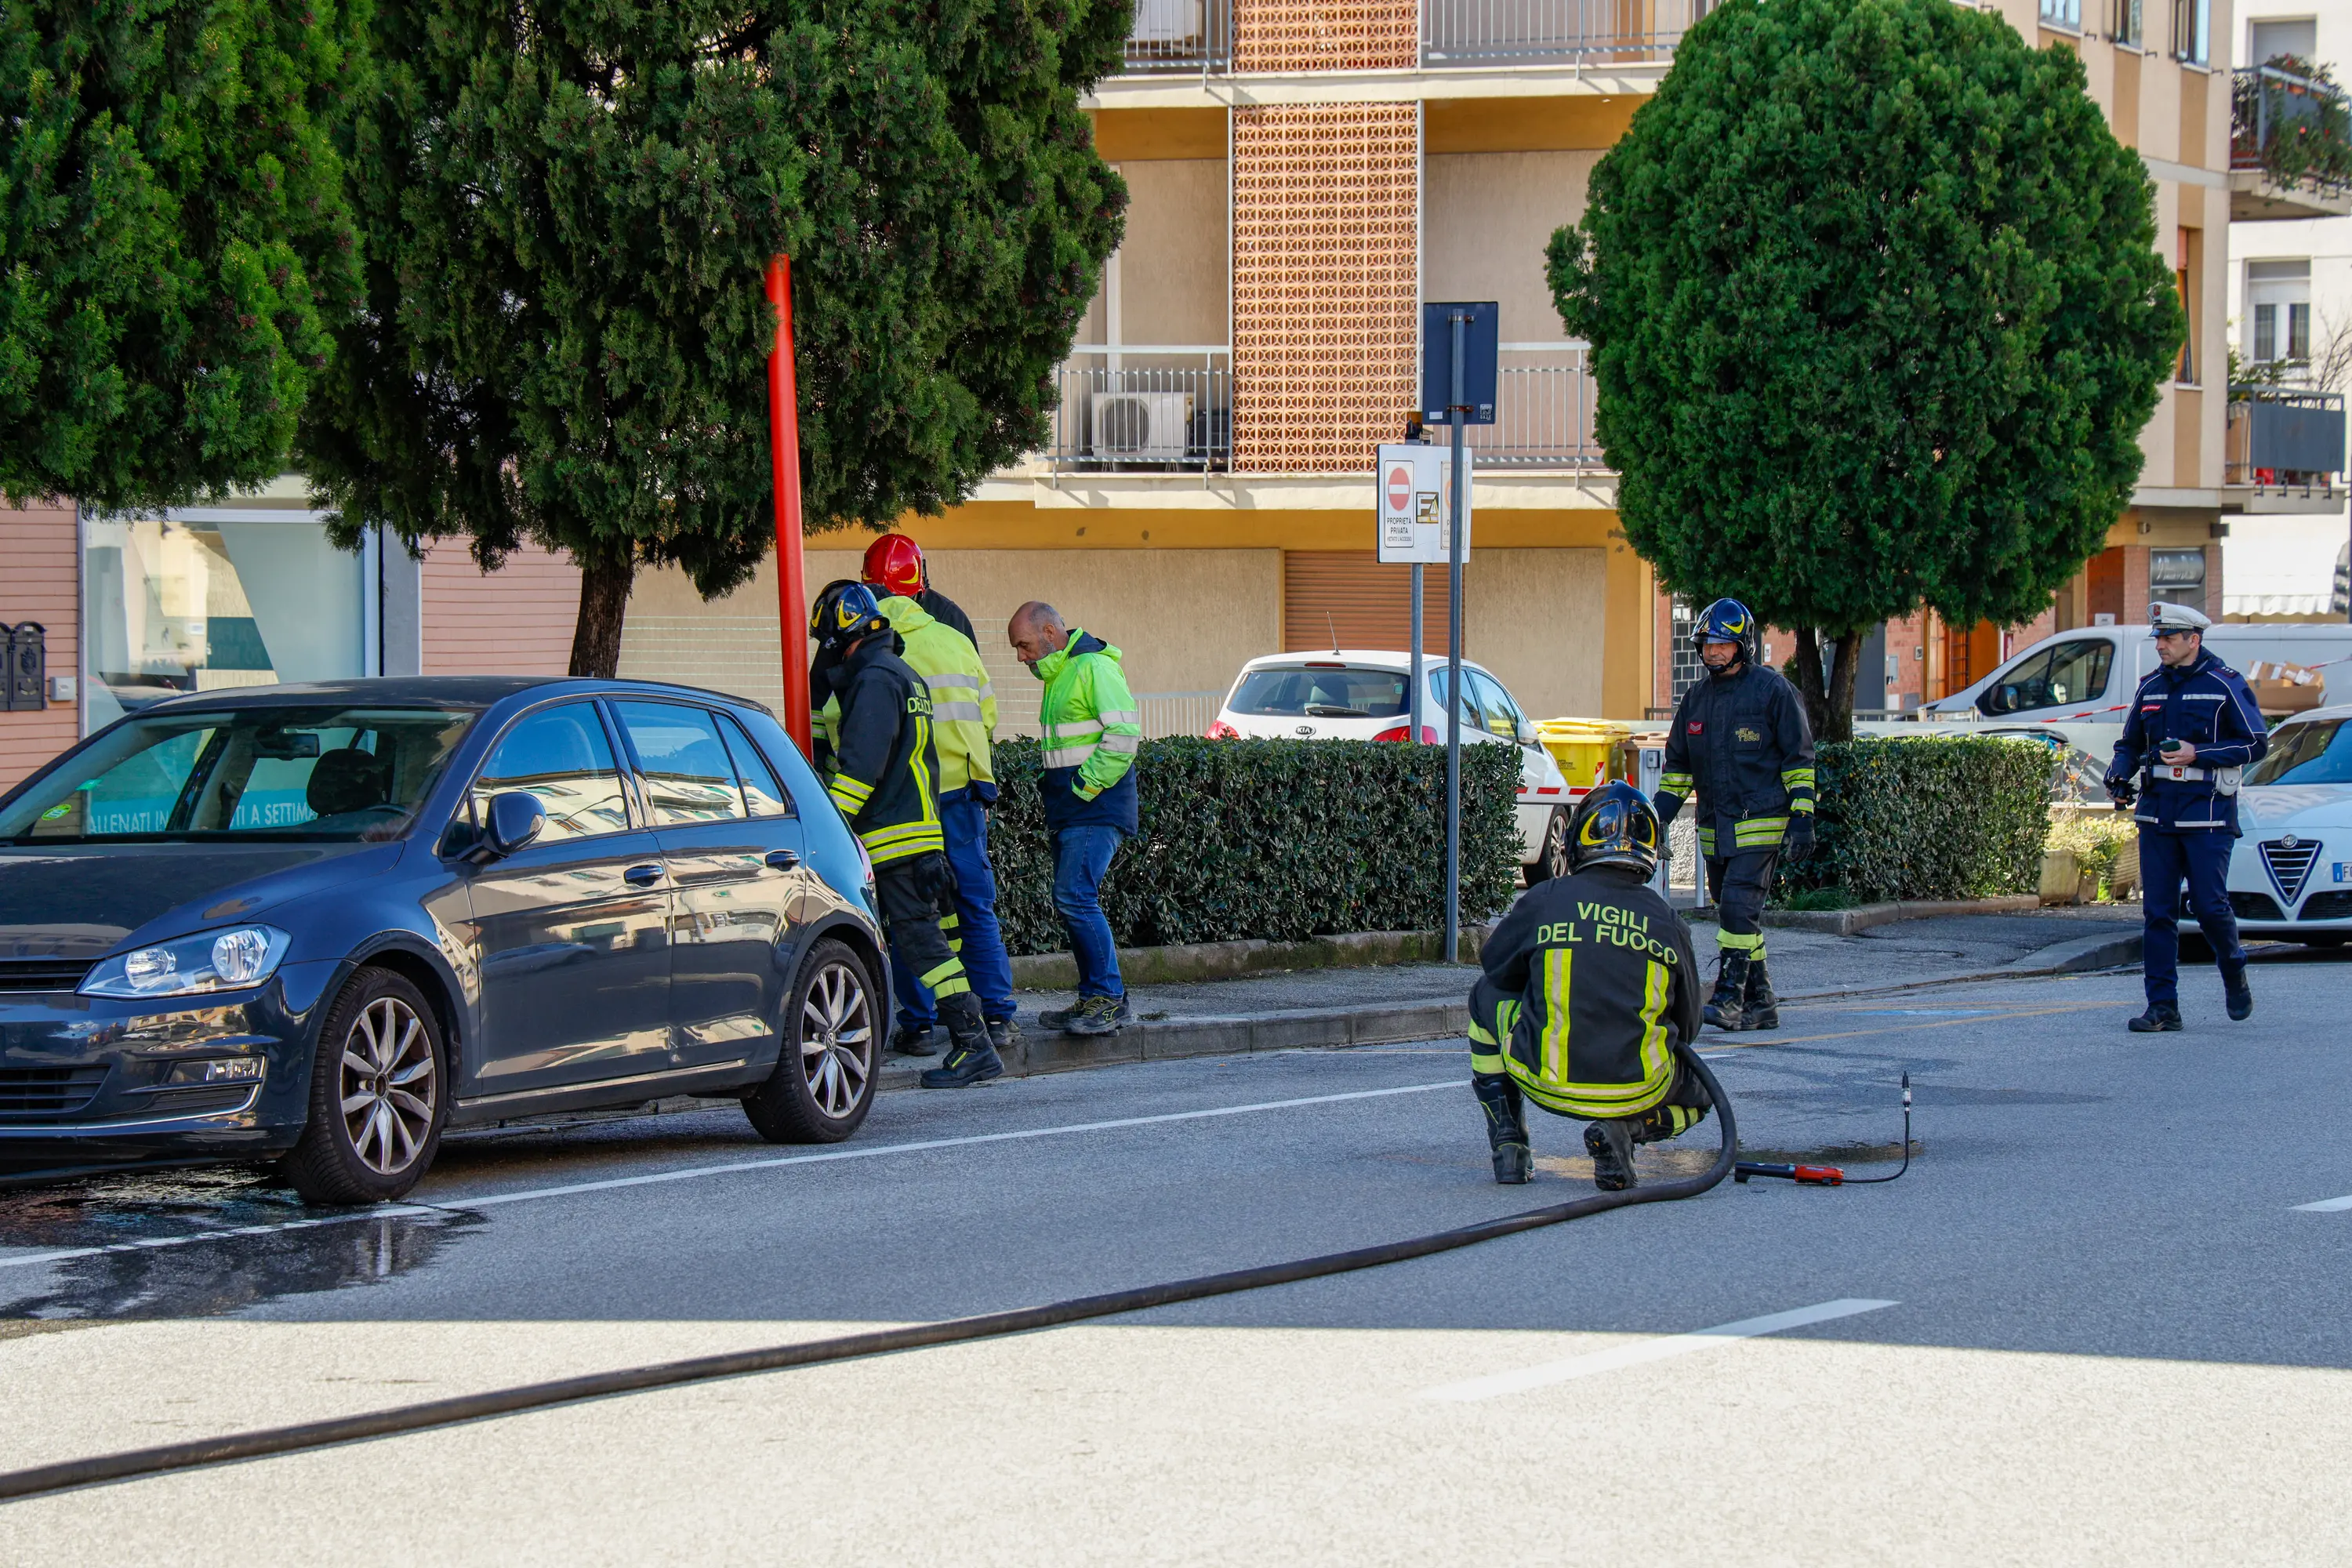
[1034, 629, 1141, 833]
[2109, 648, 2270, 834]
[817, 597, 996, 797]
[1657, 662, 1816, 856]
[823, 636, 946, 865]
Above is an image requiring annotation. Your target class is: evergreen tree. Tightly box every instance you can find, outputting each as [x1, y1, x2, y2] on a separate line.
[303, 0, 1128, 675]
[1551, 0, 2183, 739]
[0, 0, 368, 509]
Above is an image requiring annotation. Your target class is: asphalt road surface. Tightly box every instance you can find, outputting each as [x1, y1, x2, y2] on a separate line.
[2, 953, 2349, 1564]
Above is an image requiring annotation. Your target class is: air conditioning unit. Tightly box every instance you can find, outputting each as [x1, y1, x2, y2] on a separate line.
[1131, 0, 1201, 42]
[1092, 391, 1195, 460]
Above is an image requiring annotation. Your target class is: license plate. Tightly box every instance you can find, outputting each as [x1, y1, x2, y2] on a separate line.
[2336, 863, 2352, 884]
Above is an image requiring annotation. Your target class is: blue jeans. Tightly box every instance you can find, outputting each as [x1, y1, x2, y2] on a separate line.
[2140, 829, 2243, 1005]
[893, 790, 1017, 1029]
[1052, 824, 1126, 1000]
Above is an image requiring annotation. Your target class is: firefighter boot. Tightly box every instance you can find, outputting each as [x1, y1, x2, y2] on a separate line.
[2223, 964, 2254, 1022]
[1743, 956, 1781, 1031]
[1473, 1076, 1531, 1185]
[1704, 951, 1753, 1032]
[1584, 1118, 1639, 1192]
[920, 995, 1004, 1088]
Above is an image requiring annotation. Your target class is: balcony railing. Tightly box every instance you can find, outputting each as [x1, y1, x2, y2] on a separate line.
[2225, 385, 2347, 488]
[2231, 62, 2352, 198]
[1123, 0, 1229, 71]
[1449, 343, 1603, 469]
[1423, 0, 1708, 67]
[1048, 347, 1232, 474]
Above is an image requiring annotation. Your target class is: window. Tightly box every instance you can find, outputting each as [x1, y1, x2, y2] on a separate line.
[2173, 0, 2208, 64]
[1464, 669, 1528, 739]
[2246, 718, 2352, 784]
[1228, 665, 1410, 718]
[1, 706, 474, 843]
[614, 702, 745, 825]
[1424, 668, 1490, 731]
[2039, 0, 2079, 29]
[2248, 260, 2313, 368]
[716, 713, 793, 818]
[1669, 598, 1704, 705]
[2150, 548, 2209, 615]
[1980, 641, 2114, 716]
[471, 704, 630, 844]
[2176, 229, 2200, 383]
[2114, 0, 2143, 45]
[2250, 18, 2318, 64]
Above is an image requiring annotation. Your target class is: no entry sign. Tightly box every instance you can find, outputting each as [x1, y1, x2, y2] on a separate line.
[1375, 443, 1466, 564]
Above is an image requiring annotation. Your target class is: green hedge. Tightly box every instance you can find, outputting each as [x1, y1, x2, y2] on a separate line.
[1775, 736, 2051, 904]
[985, 738, 1523, 955]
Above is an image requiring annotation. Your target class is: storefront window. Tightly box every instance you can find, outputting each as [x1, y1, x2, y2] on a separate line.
[82, 513, 368, 729]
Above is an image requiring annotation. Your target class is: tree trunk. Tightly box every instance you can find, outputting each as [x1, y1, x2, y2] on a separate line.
[1791, 626, 1866, 743]
[1791, 626, 1830, 739]
[569, 550, 635, 678]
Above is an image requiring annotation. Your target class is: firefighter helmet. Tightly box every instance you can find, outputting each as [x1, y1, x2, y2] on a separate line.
[1692, 597, 1758, 666]
[1566, 780, 1662, 877]
[862, 533, 927, 600]
[810, 579, 890, 653]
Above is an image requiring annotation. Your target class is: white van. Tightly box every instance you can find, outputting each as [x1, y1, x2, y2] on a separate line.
[1858, 622, 2352, 760]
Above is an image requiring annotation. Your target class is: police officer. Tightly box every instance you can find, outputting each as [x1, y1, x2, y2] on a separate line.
[2106, 602, 2269, 1032]
[1650, 598, 1817, 1033]
[1468, 782, 1714, 1189]
[808, 581, 1000, 1087]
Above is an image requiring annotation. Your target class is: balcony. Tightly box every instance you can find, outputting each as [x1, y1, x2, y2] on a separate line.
[2224, 386, 2347, 514]
[1122, 0, 1228, 73]
[1438, 343, 1605, 469]
[1115, 0, 1698, 74]
[2230, 63, 2352, 220]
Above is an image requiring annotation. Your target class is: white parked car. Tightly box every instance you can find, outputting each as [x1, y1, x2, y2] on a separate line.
[1207, 651, 1577, 882]
[2194, 702, 2352, 947]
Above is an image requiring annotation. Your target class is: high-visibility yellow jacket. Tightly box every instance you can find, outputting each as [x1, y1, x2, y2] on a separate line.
[1034, 630, 1140, 832]
[818, 596, 996, 797]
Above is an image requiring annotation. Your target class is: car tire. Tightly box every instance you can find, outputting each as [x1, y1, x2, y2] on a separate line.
[281, 968, 448, 1206]
[744, 938, 879, 1145]
[1525, 808, 1571, 886]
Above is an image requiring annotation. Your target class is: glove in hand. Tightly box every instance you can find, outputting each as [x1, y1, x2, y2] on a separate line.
[1783, 814, 1816, 862]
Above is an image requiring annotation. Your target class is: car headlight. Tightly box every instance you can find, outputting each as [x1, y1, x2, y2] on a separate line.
[79, 926, 292, 1000]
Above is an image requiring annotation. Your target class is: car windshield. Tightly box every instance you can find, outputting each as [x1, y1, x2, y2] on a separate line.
[0, 706, 477, 844]
[2244, 717, 2352, 786]
[1228, 666, 1409, 719]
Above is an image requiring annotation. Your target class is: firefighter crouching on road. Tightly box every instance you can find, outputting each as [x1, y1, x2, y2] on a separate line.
[2105, 601, 2270, 1033]
[1468, 783, 1713, 1190]
[808, 582, 1002, 1089]
[1651, 597, 1817, 1033]
[815, 575, 1015, 1058]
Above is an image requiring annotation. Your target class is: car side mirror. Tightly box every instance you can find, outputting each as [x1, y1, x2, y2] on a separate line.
[1515, 717, 1539, 745]
[469, 791, 546, 862]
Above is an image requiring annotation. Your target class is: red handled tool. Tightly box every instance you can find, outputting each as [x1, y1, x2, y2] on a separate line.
[1734, 1073, 1911, 1187]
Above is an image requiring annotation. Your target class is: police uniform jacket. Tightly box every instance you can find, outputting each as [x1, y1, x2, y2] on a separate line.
[822, 634, 946, 866]
[2108, 648, 2269, 834]
[1657, 663, 1817, 859]
[1468, 865, 1700, 1118]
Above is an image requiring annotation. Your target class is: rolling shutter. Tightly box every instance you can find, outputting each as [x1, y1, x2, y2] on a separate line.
[1282, 552, 1456, 655]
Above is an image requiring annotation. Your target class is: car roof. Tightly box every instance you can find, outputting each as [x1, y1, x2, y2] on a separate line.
[1235, 651, 1492, 675]
[2270, 702, 2352, 725]
[136, 676, 774, 716]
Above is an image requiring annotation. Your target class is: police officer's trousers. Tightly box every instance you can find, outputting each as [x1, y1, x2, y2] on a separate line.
[1705, 849, 1779, 960]
[2140, 829, 2245, 1006]
[873, 851, 983, 1037]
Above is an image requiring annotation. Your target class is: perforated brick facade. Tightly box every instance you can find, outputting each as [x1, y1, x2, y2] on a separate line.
[1231, 103, 1419, 474]
[1232, 0, 1417, 71]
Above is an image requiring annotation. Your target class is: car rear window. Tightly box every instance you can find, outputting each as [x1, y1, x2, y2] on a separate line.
[1228, 666, 1408, 719]
[2245, 717, 2352, 785]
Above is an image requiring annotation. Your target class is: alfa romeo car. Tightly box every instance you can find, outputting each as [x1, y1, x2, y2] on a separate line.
[2198, 702, 2352, 947]
[0, 678, 887, 1203]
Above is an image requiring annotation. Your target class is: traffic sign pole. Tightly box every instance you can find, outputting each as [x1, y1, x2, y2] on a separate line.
[1410, 565, 1424, 742]
[1445, 310, 1467, 967]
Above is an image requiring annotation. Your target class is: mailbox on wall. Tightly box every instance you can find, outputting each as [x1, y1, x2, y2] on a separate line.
[2, 623, 46, 712]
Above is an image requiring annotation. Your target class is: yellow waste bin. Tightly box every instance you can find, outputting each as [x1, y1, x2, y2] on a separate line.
[1534, 718, 1635, 793]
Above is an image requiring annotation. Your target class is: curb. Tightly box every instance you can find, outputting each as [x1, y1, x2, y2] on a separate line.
[1778, 928, 2143, 1003]
[1007, 927, 1490, 991]
[1759, 894, 2042, 937]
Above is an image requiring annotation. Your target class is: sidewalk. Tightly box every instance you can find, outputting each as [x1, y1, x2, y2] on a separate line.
[881, 904, 2144, 1088]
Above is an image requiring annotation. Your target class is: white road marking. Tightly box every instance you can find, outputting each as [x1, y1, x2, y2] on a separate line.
[0, 1080, 1463, 1269]
[2292, 1194, 2352, 1212]
[1420, 1298, 1900, 1402]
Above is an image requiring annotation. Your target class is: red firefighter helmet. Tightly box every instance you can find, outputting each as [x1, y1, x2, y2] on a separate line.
[861, 534, 927, 599]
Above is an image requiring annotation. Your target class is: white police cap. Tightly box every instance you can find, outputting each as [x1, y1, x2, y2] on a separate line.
[2148, 601, 2212, 637]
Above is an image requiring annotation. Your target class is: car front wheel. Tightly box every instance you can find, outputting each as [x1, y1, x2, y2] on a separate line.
[281, 968, 447, 1205]
[744, 938, 878, 1144]
[1526, 808, 1570, 885]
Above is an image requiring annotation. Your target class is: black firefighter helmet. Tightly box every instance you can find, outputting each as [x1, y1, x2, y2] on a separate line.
[1566, 780, 1662, 878]
[1692, 597, 1758, 667]
[810, 579, 890, 654]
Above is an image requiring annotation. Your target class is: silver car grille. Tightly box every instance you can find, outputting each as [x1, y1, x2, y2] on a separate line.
[2260, 839, 2321, 904]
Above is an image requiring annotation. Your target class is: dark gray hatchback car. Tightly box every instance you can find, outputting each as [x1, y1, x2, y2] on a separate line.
[0, 677, 887, 1203]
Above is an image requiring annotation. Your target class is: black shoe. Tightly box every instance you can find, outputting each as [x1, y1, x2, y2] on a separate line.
[2128, 1004, 2183, 1033]
[1036, 1003, 1080, 1031]
[987, 1017, 1018, 1055]
[1704, 952, 1752, 1032]
[1584, 1119, 1638, 1191]
[2223, 969, 2253, 1022]
[1492, 1142, 1533, 1185]
[920, 1040, 1005, 1088]
[890, 1022, 940, 1057]
[1064, 994, 1132, 1036]
[1743, 956, 1780, 1032]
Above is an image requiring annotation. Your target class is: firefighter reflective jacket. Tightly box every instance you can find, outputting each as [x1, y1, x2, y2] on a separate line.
[818, 597, 996, 798]
[1034, 630, 1142, 833]
[822, 634, 946, 866]
[1657, 663, 1817, 858]
[1468, 864, 1701, 1118]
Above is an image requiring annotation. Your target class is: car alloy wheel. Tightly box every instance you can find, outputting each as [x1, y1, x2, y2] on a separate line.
[800, 958, 874, 1119]
[340, 995, 438, 1176]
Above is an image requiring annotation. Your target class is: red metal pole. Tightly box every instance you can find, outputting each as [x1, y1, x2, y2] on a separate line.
[767, 255, 812, 757]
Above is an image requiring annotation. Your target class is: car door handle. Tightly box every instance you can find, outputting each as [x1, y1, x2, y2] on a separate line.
[764, 849, 802, 871]
[623, 863, 666, 887]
